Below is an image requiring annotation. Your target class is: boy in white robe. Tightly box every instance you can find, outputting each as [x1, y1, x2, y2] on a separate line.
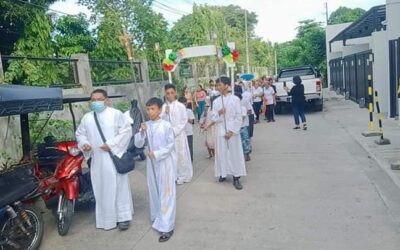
[161, 84, 193, 185]
[76, 89, 133, 231]
[134, 97, 176, 242]
[178, 96, 195, 163]
[211, 77, 247, 190]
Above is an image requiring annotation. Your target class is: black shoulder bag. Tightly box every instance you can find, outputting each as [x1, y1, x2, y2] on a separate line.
[93, 112, 135, 174]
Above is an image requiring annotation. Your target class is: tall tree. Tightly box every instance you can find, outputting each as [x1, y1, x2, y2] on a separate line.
[54, 13, 96, 56]
[0, 0, 58, 55]
[79, 0, 169, 61]
[4, 11, 57, 85]
[328, 7, 366, 25]
[169, 4, 273, 71]
[277, 19, 326, 74]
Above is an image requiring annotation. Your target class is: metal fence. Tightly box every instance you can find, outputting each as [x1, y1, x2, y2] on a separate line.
[89, 60, 142, 86]
[148, 62, 168, 81]
[389, 37, 400, 118]
[0, 55, 79, 88]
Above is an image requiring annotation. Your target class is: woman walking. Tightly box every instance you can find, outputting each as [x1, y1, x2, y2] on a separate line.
[285, 76, 307, 130]
[195, 85, 207, 121]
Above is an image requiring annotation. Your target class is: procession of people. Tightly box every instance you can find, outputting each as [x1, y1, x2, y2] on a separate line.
[75, 73, 302, 242]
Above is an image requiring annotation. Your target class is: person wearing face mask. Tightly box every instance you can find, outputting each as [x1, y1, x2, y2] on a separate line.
[76, 89, 134, 231]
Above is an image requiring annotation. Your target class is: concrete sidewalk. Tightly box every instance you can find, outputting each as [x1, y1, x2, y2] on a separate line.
[323, 90, 400, 189]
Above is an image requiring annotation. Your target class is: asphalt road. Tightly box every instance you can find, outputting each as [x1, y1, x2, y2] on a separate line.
[39, 95, 400, 250]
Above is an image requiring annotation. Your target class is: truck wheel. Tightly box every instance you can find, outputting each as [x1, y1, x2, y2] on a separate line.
[313, 100, 324, 112]
[274, 104, 282, 114]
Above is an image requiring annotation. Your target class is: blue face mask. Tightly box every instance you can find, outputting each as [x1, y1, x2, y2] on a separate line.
[91, 101, 106, 113]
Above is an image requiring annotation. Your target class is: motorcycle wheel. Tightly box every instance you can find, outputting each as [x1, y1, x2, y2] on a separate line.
[57, 192, 74, 236]
[139, 152, 146, 161]
[0, 204, 44, 250]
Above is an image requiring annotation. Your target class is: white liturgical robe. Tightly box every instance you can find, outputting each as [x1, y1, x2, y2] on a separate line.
[211, 94, 247, 178]
[135, 119, 176, 233]
[161, 100, 193, 183]
[76, 107, 134, 230]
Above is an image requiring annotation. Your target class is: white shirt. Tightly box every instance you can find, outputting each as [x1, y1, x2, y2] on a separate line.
[241, 106, 249, 128]
[263, 86, 275, 105]
[252, 86, 263, 103]
[185, 109, 195, 136]
[242, 91, 254, 115]
[123, 110, 133, 124]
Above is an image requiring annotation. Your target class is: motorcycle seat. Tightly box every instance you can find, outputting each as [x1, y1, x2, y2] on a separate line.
[0, 179, 38, 208]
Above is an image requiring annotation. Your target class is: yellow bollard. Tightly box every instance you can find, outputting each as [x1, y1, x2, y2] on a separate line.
[362, 74, 381, 137]
[374, 90, 391, 145]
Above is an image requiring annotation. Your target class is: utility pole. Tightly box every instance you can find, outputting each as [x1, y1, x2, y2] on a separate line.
[155, 42, 164, 81]
[325, 2, 329, 25]
[245, 10, 250, 73]
[274, 49, 278, 76]
[223, 17, 228, 43]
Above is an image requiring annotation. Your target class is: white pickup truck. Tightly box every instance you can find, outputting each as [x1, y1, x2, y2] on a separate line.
[274, 65, 323, 113]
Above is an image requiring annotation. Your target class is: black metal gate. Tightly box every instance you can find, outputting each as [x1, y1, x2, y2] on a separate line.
[329, 58, 343, 91]
[389, 38, 400, 118]
[344, 55, 358, 100]
[355, 51, 372, 104]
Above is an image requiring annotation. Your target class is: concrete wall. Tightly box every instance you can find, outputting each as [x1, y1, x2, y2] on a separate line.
[341, 44, 371, 57]
[387, 0, 400, 40]
[326, 23, 352, 85]
[371, 31, 390, 116]
[0, 54, 220, 162]
[326, 1, 399, 117]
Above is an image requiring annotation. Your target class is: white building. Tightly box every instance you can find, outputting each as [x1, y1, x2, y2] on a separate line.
[326, 1, 400, 118]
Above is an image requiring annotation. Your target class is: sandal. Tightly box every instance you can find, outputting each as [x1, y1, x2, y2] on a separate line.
[159, 230, 174, 242]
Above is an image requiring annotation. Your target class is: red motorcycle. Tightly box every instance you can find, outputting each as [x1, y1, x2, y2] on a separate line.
[35, 139, 94, 236]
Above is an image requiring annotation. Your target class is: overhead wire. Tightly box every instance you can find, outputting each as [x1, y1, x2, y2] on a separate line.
[13, 0, 78, 17]
[153, 0, 190, 15]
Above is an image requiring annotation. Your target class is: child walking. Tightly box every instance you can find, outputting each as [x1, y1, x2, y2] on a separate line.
[134, 97, 176, 242]
[200, 97, 216, 158]
[179, 97, 195, 162]
[234, 86, 252, 162]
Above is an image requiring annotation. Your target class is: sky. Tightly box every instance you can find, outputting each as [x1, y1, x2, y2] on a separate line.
[50, 0, 385, 43]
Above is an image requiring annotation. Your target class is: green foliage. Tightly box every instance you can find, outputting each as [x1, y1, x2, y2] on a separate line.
[277, 20, 326, 77]
[54, 13, 96, 56]
[4, 11, 57, 85]
[169, 4, 273, 73]
[113, 101, 130, 113]
[0, 151, 18, 172]
[328, 7, 366, 25]
[29, 112, 74, 148]
[0, 0, 58, 55]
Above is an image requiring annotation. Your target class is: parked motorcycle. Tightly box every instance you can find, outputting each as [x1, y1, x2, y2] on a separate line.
[0, 165, 44, 250]
[35, 138, 94, 236]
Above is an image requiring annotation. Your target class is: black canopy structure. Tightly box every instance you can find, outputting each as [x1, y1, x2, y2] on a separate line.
[329, 5, 386, 52]
[0, 85, 63, 160]
[0, 85, 63, 116]
[0, 85, 125, 161]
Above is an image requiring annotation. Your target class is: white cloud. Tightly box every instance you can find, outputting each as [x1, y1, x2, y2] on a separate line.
[50, 0, 386, 43]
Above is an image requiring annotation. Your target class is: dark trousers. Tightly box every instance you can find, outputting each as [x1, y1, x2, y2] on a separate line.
[265, 104, 274, 121]
[252, 101, 262, 121]
[248, 114, 254, 138]
[187, 135, 193, 162]
[292, 103, 306, 125]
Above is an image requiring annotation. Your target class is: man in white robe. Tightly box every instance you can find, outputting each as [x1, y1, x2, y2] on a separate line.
[76, 89, 134, 231]
[135, 97, 176, 242]
[211, 77, 247, 190]
[161, 84, 193, 184]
